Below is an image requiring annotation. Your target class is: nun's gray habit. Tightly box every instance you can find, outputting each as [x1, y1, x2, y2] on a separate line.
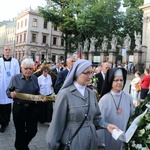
[46, 59, 108, 150]
[97, 68, 135, 150]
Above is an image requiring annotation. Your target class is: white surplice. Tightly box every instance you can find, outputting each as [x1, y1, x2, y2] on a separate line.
[0, 58, 20, 104]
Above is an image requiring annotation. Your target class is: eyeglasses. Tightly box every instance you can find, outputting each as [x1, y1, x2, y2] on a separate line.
[5, 49, 10, 51]
[82, 72, 93, 75]
[113, 79, 124, 83]
[23, 68, 33, 70]
[71, 60, 76, 63]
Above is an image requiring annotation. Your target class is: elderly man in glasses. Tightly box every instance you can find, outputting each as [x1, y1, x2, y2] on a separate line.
[6, 58, 40, 150]
[0, 45, 20, 133]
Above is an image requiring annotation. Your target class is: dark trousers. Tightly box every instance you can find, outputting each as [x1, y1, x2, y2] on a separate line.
[13, 102, 39, 150]
[140, 88, 149, 99]
[0, 103, 11, 126]
[38, 101, 53, 123]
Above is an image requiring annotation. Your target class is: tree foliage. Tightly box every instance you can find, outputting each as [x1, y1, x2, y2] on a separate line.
[39, 0, 144, 59]
[39, 0, 79, 61]
[122, 0, 144, 50]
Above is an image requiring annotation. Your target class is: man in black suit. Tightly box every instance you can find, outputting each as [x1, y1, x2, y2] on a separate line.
[95, 62, 111, 96]
[54, 56, 76, 94]
[51, 62, 61, 87]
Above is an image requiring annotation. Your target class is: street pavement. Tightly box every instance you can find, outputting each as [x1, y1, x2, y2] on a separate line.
[0, 74, 134, 150]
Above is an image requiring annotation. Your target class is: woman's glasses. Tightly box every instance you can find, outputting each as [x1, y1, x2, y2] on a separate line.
[113, 79, 124, 83]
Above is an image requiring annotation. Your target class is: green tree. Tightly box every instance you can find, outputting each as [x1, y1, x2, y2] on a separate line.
[74, 0, 124, 48]
[123, 0, 144, 50]
[39, 0, 143, 60]
[40, 0, 124, 56]
[39, 0, 79, 62]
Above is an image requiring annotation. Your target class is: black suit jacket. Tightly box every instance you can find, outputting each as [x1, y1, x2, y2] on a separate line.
[95, 72, 104, 95]
[51, 68, 59, 87]
[54, 69, 69, 94]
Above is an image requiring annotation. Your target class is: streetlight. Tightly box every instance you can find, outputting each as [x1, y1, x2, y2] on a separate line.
[45, 44, 49, 62]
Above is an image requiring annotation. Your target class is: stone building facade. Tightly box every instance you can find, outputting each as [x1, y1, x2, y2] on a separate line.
[140, 1, 150, 68]
[0, 7, 65, 63]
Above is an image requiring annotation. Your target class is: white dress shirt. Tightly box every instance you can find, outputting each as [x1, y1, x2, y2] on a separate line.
[38, 74, 53, 95]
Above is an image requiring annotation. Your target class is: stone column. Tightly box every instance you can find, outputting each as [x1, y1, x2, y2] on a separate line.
[82, 52, 88, 60]
[100, 52, 107, 62]
[55, 55, 59, 62]
[139, 2, 150, 68]
[122, 56, 127, 63]
[36, 55, 40, 62]
[126, 51, 133, 62]
[133, 50, 143, 64]
[108, 51, 116, 64]
[88, 52, 93, 61]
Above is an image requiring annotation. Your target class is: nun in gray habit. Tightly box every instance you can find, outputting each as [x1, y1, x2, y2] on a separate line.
[97, 67, 135, 150]
[46, 59, 118, 150]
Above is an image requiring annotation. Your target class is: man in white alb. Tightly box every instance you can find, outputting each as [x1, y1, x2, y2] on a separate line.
[0, 45, 20, 132]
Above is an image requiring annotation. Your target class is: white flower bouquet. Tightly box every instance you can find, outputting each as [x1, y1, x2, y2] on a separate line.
[127, 99, 150, 150]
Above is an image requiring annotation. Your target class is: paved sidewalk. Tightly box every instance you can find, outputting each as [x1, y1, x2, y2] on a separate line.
[0, 118, 49, 150]
[0, 75, 133, 150]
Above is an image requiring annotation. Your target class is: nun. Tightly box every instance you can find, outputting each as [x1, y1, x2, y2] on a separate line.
[98, 67, 135, 150]
[46, 59, 118, 150]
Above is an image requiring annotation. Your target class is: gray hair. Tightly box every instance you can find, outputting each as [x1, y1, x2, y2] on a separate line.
[21, 58, 34, 68]
[66, 55, 76, 62]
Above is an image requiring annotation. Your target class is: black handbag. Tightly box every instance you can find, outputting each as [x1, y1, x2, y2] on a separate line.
[59, 93, 90, 150]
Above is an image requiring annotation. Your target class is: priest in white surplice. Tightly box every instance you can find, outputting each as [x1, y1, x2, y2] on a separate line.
[0, 45, 20, 132]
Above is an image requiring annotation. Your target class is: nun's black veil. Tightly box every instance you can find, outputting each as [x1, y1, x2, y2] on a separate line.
[100, 67, 127, 98]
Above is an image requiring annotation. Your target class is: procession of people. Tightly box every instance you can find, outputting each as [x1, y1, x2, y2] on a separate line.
[0, 44, 150, 150]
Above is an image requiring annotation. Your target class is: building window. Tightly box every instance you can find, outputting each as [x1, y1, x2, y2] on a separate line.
[43, 21, 47, 29]
[24, 33, 26, 42]
[20, 35, 22, 43]
[32, 19, 38, 27]
[53, 37, 57, 45]
[25, 19, 27, 26]
[61, 38, 64, 46]
[32, 33, 36, 42]
[42, 35, 47, 44]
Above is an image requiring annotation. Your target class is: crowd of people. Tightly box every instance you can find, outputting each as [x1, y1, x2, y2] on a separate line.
[1, 44, 150, 150]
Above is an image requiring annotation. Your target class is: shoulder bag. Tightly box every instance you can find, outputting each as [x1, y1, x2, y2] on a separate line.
[135, 83, 141, 92]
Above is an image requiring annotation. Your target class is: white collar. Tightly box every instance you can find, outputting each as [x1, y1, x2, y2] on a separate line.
[110, 90, 122, 96]
[74, 81, 86, 96]
[42, 74, 48, 78]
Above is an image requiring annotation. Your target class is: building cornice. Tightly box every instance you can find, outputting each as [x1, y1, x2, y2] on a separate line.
[139, 3, 150, 10]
